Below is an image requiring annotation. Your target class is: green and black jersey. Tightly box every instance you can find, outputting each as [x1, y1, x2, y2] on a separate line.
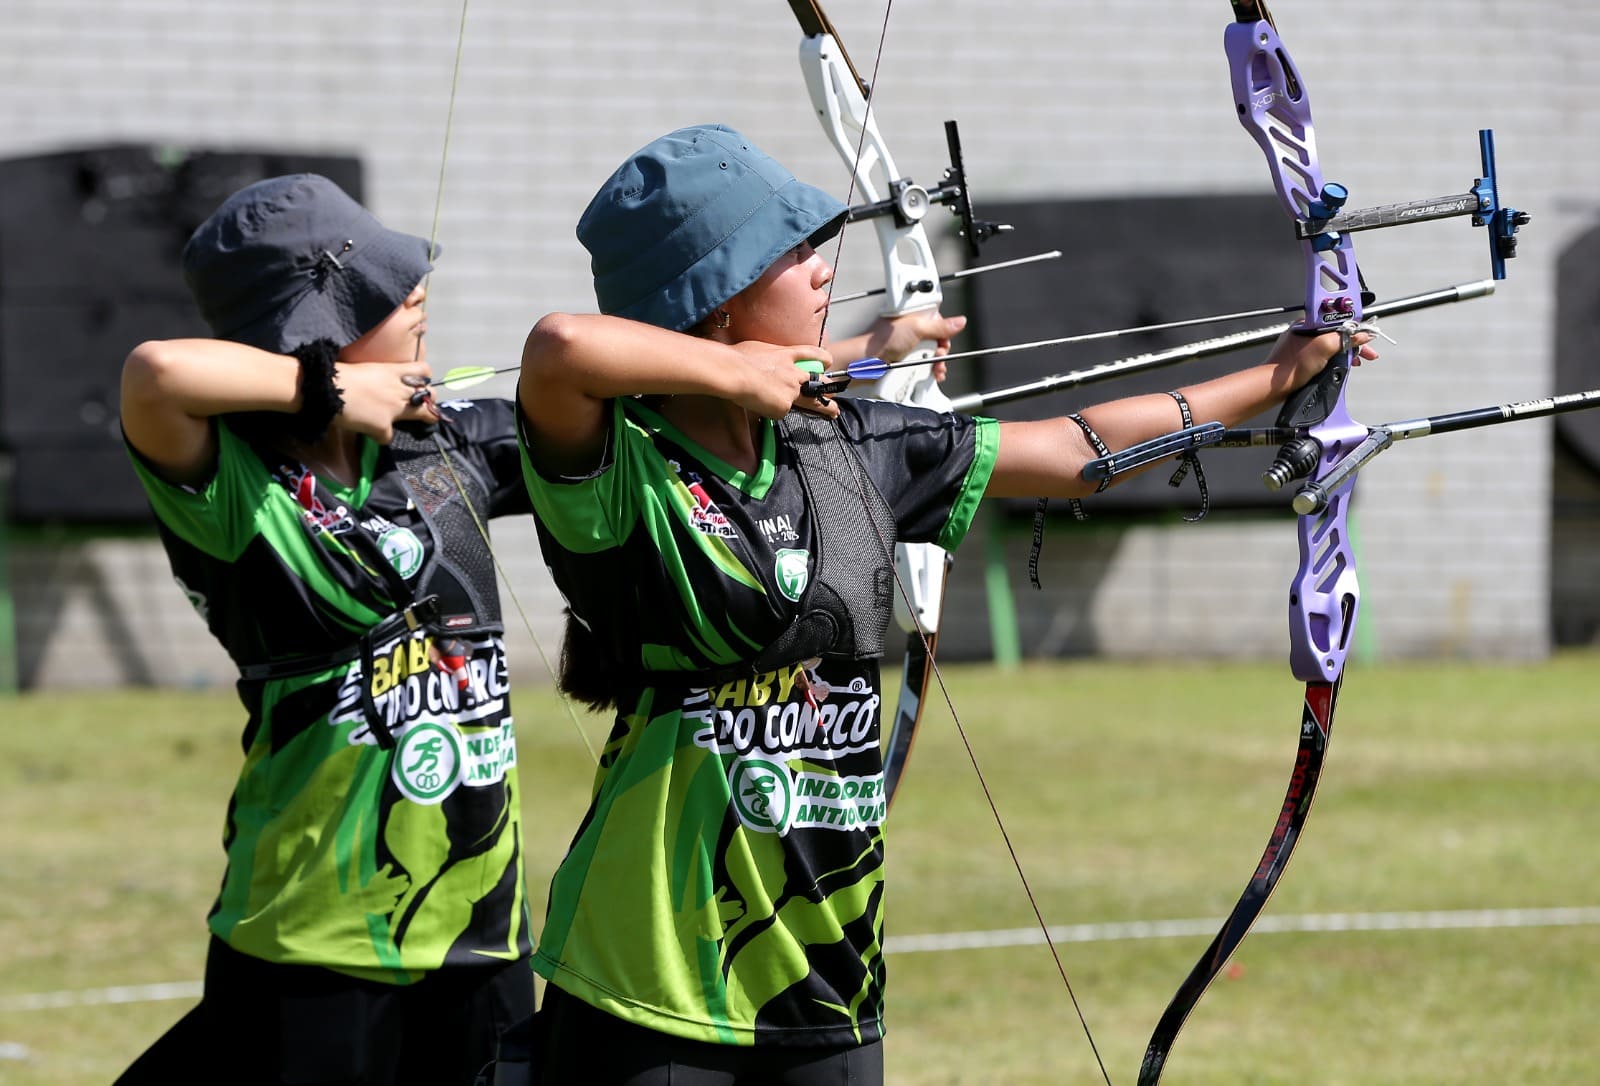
[520, 396, 998, 1046]
[127, 399, 533, 984]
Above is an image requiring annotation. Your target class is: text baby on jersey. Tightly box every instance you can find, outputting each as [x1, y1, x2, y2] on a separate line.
[686, 663, 881, 761]
[330, 630, 511, 739]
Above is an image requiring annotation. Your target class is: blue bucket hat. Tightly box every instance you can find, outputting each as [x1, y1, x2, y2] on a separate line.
[578, 125, 848, 332]
[180, 174, 437, 353]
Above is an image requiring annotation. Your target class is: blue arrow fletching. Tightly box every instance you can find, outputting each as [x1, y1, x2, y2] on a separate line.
[844, 357, 887, 381]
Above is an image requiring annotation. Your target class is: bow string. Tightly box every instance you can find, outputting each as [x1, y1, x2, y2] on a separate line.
[790, 0, 972, 810]
[413, 0, 600, 764]
[787, 3, 1118, 1082]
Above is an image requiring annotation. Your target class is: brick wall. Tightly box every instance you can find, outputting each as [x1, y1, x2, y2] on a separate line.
[3, 1, 1596, 687]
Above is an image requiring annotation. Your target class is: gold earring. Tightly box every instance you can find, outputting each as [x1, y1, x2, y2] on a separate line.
[713, 311, 731, 330]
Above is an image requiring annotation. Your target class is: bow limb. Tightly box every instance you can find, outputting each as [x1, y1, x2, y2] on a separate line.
[791, 0, 952, 810]
[1138, 5, 1361, 1081]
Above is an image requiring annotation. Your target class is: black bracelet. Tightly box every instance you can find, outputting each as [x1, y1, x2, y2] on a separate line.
[288, 339, 344, 443]
[1166, 391, 1211, 522]
[1029, 413, 1112, 589]
[1068, 413, 1113, 494]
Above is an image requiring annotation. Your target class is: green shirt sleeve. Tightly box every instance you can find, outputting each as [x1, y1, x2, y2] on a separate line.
[936, 415, 999, 551]
[124, 421, 269, 562]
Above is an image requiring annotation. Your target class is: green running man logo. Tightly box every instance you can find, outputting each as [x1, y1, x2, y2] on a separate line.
[393, 721, 463, 804]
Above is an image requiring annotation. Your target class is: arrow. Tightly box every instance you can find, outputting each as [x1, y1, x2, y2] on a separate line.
[430, 282, 1492, 407]
[801, 282, 1493, 397]
[826, 250, 1064, 304]
[949, 279, 1494, 412]
[427, 365, 519, 391]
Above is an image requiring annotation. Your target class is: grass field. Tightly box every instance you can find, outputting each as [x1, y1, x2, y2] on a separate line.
[2, 654, 1597, 1084]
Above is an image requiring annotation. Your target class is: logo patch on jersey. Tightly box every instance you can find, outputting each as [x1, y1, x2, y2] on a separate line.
[774, 549, 810, 601]
[687, 665, 887, 834]
[388, 718, 517, 805]
[283, 465, 356, 534]
[729, 757, 795, 835]
[378, 525, 425, 580]
[393, 721, 464, 804]
[332, 633, 513, 744]
[684, 473, 738, 539]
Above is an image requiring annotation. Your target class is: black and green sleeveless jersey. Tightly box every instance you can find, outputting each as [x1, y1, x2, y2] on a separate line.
[520, 395, 998, 1046]
[126, 398, 533, 984]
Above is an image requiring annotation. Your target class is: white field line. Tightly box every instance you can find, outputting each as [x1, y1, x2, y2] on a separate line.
[0, 980, 203, 1012]
[3, 907, 1597, 1011]
[885, 905, 1600, 954]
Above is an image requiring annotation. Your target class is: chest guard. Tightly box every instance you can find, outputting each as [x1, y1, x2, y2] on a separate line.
[388, 425, 504, 635]
[749, 411, 897, 672]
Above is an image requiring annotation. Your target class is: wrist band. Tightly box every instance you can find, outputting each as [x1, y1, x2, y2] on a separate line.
[289, 339, 344, 443]
[1068, 413, 1113, 495]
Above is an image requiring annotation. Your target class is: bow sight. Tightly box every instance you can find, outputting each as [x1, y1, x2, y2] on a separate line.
[1292, 130, 1530, 282]
[1256, 129, 1529, 494]
[841, 119, 1012, 278]
[1081, 127, 1533, 501]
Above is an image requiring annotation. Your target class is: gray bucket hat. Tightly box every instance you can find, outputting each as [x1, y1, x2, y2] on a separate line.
[579, 125, 848, 332]
[180, 174, 437, 353]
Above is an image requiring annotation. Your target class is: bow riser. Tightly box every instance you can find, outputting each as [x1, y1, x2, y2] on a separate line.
[793, 14, 951, 816]
[1226, 14, 1365, 685]
[1290, 492, 1358, 680]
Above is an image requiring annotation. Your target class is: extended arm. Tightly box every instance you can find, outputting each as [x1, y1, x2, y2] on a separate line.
[986, 328, 1375, 499]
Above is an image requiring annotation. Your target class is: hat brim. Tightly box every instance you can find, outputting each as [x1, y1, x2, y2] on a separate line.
[226, 229, 438, 354]
[615, 178, 847, 333]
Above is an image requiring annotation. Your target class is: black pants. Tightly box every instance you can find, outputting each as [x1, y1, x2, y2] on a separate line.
[116, 936, 536, 1086]
[527, 984, 884, 1086]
